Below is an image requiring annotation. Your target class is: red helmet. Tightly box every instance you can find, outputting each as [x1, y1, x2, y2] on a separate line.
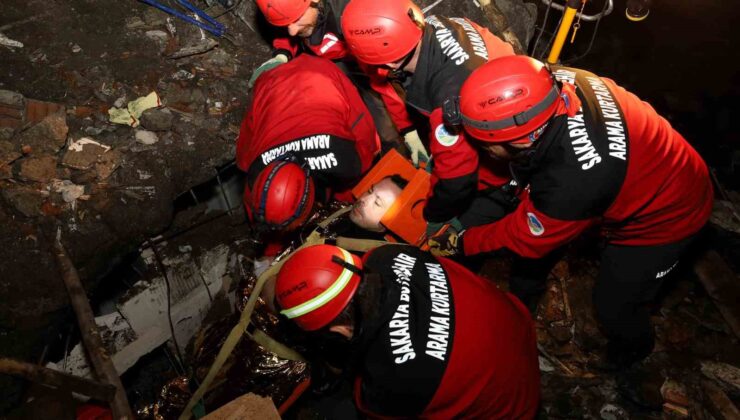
[247, 159, 315, 231]
[459, 55, 561, 143]
[276, 244, 362, 331]
[256, 0, 312, 27]
[341, 0, 424, 65]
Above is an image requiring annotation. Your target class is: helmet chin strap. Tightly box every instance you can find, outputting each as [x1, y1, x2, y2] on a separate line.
[388, 42, 418, 78]
[331, 255, 362, 275]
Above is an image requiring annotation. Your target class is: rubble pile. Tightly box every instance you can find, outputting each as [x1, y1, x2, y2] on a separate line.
[0, 0, 270, 338]
[0, 0, 274, 410]
[477, 241, 740, 418]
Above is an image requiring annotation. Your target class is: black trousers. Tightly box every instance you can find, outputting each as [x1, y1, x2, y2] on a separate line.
[510, 235, 696, 367]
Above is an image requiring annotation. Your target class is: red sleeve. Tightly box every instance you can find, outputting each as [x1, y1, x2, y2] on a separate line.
[462, 191, 595, 258]
[424, 108, 480, 222]
[428, 108, 478, 179]
[467, 19, 515, 58]
[363, 64, 414, 132]
[272, 37, 299, 58]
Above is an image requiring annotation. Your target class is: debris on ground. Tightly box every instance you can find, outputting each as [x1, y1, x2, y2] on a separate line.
[108, 91, 161, 127]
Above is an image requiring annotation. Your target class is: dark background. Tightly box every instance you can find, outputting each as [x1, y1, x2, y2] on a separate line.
[533, 0, 740, 189]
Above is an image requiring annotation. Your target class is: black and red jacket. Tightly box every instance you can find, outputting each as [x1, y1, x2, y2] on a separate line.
[271, 0, 350, 60]
[463, 66, 714, 258]
[354, 245, 540, 419]
[404, 16, 515, 222]
[236, 54, 380, 202]
[269, 0, 414, 138]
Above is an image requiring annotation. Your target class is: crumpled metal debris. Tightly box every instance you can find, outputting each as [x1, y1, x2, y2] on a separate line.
[138, 273, 310, 419]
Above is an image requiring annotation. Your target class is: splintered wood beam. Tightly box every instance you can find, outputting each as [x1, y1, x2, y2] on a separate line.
[0, 357, 116, 402]
[693, 250, 740, 339]
[53, 233, 134, 419]
[702, 379, 740, 419]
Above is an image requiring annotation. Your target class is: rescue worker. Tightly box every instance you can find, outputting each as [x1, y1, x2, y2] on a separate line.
[341, 0, 516, 227]
[273, 243, 540, 418]
[427, 55, 714, 367]
[251, 0, 417, 156]
[237, 54, 379, 232]
[251, 0, 349, 74]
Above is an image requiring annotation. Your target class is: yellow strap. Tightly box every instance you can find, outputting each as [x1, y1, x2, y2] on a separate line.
[248, 329, 305, 361]
[178, 206, 351, 420]
[335, 237, 399, 252]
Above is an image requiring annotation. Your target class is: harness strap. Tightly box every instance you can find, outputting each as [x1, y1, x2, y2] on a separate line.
[179, 206, 369, 419]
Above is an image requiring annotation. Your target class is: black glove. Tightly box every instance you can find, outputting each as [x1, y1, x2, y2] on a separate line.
[427, 227, 464, 257]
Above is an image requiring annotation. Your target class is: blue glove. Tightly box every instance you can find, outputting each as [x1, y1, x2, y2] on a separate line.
[248, 54, 288, 88]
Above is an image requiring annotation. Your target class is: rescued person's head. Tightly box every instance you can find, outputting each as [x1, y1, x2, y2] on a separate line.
[349, 174, 408, 232]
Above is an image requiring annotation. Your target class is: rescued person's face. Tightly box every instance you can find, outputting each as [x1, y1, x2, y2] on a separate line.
[349, 178, 403, 232]
[287, 1, 320, 37]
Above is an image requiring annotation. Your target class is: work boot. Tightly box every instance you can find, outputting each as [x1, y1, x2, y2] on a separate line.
[626, 0, 651, 21]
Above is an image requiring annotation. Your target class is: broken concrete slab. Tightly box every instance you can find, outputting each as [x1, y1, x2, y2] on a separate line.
[701, 360, 740, 396]
[135, 129, 158, 145]
[25, 99, 66, 125]
[12, 112, 69, 154]
[61, 137, 111, 170]
[0, 164, 11, 179]
[0, 140, 21, 165]
[140, 108, 174, 131]
[18, 155, 57, 183]
[144, 30, 169, 53]
[0, 90, 25, 109]
[45, 311, 139, 380]
[0, 127, 14, 140]
[1, 186, 46, 217]
[0, 90, 25, 130]
[119, 244, 232, 348]
[95, 148, 122, 180]
[711, 199, 740, 235]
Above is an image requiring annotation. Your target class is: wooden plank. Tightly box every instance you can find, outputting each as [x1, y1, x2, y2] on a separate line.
[53, 234, 134, 419]
[0, 357, 116, 402]
[203, 393, 280, 420]
[693, 250, 740, 339]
